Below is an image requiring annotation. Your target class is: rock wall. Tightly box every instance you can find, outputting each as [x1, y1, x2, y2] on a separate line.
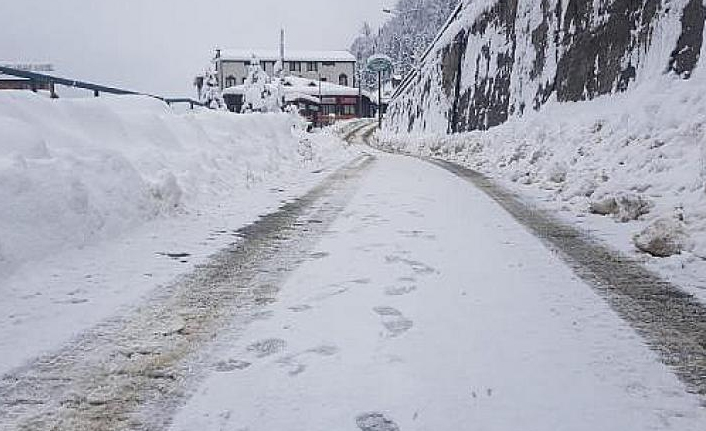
[386, 0, 706, 134]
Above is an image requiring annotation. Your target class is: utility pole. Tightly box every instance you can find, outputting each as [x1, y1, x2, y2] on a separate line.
[356, 55, 363, 118]
[318, 72, 323, 128]
[279, 28, 285, 79]
[378, 70, 382, 129]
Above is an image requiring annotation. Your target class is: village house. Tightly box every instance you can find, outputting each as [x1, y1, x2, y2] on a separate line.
[213, 49, 357, 90]
[0, 63, 55, 93]
[223, 75, 375, 127]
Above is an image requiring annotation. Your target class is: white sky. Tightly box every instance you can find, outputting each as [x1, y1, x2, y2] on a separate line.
[0, 0, 389, 97]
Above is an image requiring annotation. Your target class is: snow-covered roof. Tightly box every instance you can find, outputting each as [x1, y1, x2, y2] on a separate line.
[223, 76, 370, 100]
[219, 49, 356, 63]
[282, 76, 363, 97]
[284, 92, 320, 104]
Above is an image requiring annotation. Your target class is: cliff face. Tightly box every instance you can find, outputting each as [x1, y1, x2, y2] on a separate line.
[386, 0, 706, 134]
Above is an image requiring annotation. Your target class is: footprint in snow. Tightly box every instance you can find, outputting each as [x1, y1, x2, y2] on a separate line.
[356, 412, 401, 431]
[247, 338, 287, 358]
[373, 307, 413, 337]
[276, 344, 340, 376]
[213, 359, 252, 372]
[384, 285, 417, 296]
[54, 298, 90, 305]
[385, 255, 437, 275]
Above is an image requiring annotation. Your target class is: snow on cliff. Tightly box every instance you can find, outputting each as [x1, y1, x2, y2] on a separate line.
[0, 92, 351, 276]
[387, 0, 705, 134]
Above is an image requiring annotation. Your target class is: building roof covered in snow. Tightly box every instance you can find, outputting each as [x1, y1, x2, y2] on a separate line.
[224, 76, 370, 100]
[218, 49, 356, 63]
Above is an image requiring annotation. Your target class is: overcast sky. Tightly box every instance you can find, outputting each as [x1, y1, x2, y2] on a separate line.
[0, 0, 388, 97]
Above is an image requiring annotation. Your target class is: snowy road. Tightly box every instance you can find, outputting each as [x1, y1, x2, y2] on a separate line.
[2, 127, 706, 430]
[168, 143, 706, 429]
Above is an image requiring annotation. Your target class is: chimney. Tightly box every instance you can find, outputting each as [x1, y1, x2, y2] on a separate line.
[280, 28, 285, 78]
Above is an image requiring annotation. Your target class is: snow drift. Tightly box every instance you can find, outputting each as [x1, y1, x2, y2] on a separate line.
[0, 92, 349, 276]
[380, 74, 706, 257]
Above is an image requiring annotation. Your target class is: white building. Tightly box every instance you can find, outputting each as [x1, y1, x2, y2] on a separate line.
[214, 49, 357, 90]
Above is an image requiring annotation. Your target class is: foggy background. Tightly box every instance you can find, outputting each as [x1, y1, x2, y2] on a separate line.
[0, 0, 388, 97]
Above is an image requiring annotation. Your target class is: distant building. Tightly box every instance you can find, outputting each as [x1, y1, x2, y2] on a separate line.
[223, 76, 375, 126]
[214, 49, 357, 91]
[0, 63, 55, 93]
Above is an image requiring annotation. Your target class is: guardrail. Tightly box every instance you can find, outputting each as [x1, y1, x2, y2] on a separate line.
[0, 66, 203, 108]
[162, 98, 205, 109]
[390, 0, 465, 102]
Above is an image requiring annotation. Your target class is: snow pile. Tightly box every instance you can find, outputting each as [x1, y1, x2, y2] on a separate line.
[378, 69, 706, 262]
[0, 92, 352, 275]
[634, 216, 692, 258]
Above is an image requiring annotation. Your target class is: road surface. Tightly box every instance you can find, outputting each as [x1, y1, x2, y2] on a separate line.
[1, 124, 705, 430]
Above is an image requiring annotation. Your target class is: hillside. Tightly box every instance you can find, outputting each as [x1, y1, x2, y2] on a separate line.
[386, 0, 704, 133]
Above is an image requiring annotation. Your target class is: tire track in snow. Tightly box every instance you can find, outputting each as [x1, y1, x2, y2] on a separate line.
[0, 154, 375, 430]
[427, 158, 706, 399]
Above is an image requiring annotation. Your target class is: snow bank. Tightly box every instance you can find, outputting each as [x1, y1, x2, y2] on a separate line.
[378, 66, 706, 264]
[0, 92, 350, 276]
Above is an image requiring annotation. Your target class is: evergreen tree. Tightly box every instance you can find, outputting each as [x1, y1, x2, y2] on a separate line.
[350, 0, 458, 90]
[200, 68, 227, 110]
[241, 57, 283, 113]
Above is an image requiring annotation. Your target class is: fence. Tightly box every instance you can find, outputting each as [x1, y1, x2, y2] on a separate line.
[0, 65, 203, 108]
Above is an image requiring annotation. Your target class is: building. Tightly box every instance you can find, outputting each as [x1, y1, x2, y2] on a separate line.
[214, 49, 357, 91]
[0, 63, 55, 93]
[223, 76, 375, 126]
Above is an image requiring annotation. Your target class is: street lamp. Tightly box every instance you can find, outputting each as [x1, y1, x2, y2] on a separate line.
[367, 55, 393, 129]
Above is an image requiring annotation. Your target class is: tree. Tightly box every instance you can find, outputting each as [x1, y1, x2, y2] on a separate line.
[200, 68, 227, 110]
[241, 56, 283, 113]
[350, 0, 459, 90]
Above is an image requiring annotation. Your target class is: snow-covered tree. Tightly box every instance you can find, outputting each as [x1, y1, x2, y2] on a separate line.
[350, 0, 458, 90]
[200, 68, 227, 110]
[241, 57, 283, 113]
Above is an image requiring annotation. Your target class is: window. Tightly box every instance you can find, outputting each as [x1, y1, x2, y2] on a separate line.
[289, 61, 302, 72]
[225, 75, 237, 88]
[242, 77, 247, 84]
[322, 61, 335, 67]
[307, 61, 318, 72]
[339, 74, 349, 86]
[320, 77, 328, 82]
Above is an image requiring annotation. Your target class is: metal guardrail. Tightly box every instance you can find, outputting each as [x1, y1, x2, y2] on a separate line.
[162, 98, 205, 108]
[0, 66, 203, 108]
[390, 0, 466, 102]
